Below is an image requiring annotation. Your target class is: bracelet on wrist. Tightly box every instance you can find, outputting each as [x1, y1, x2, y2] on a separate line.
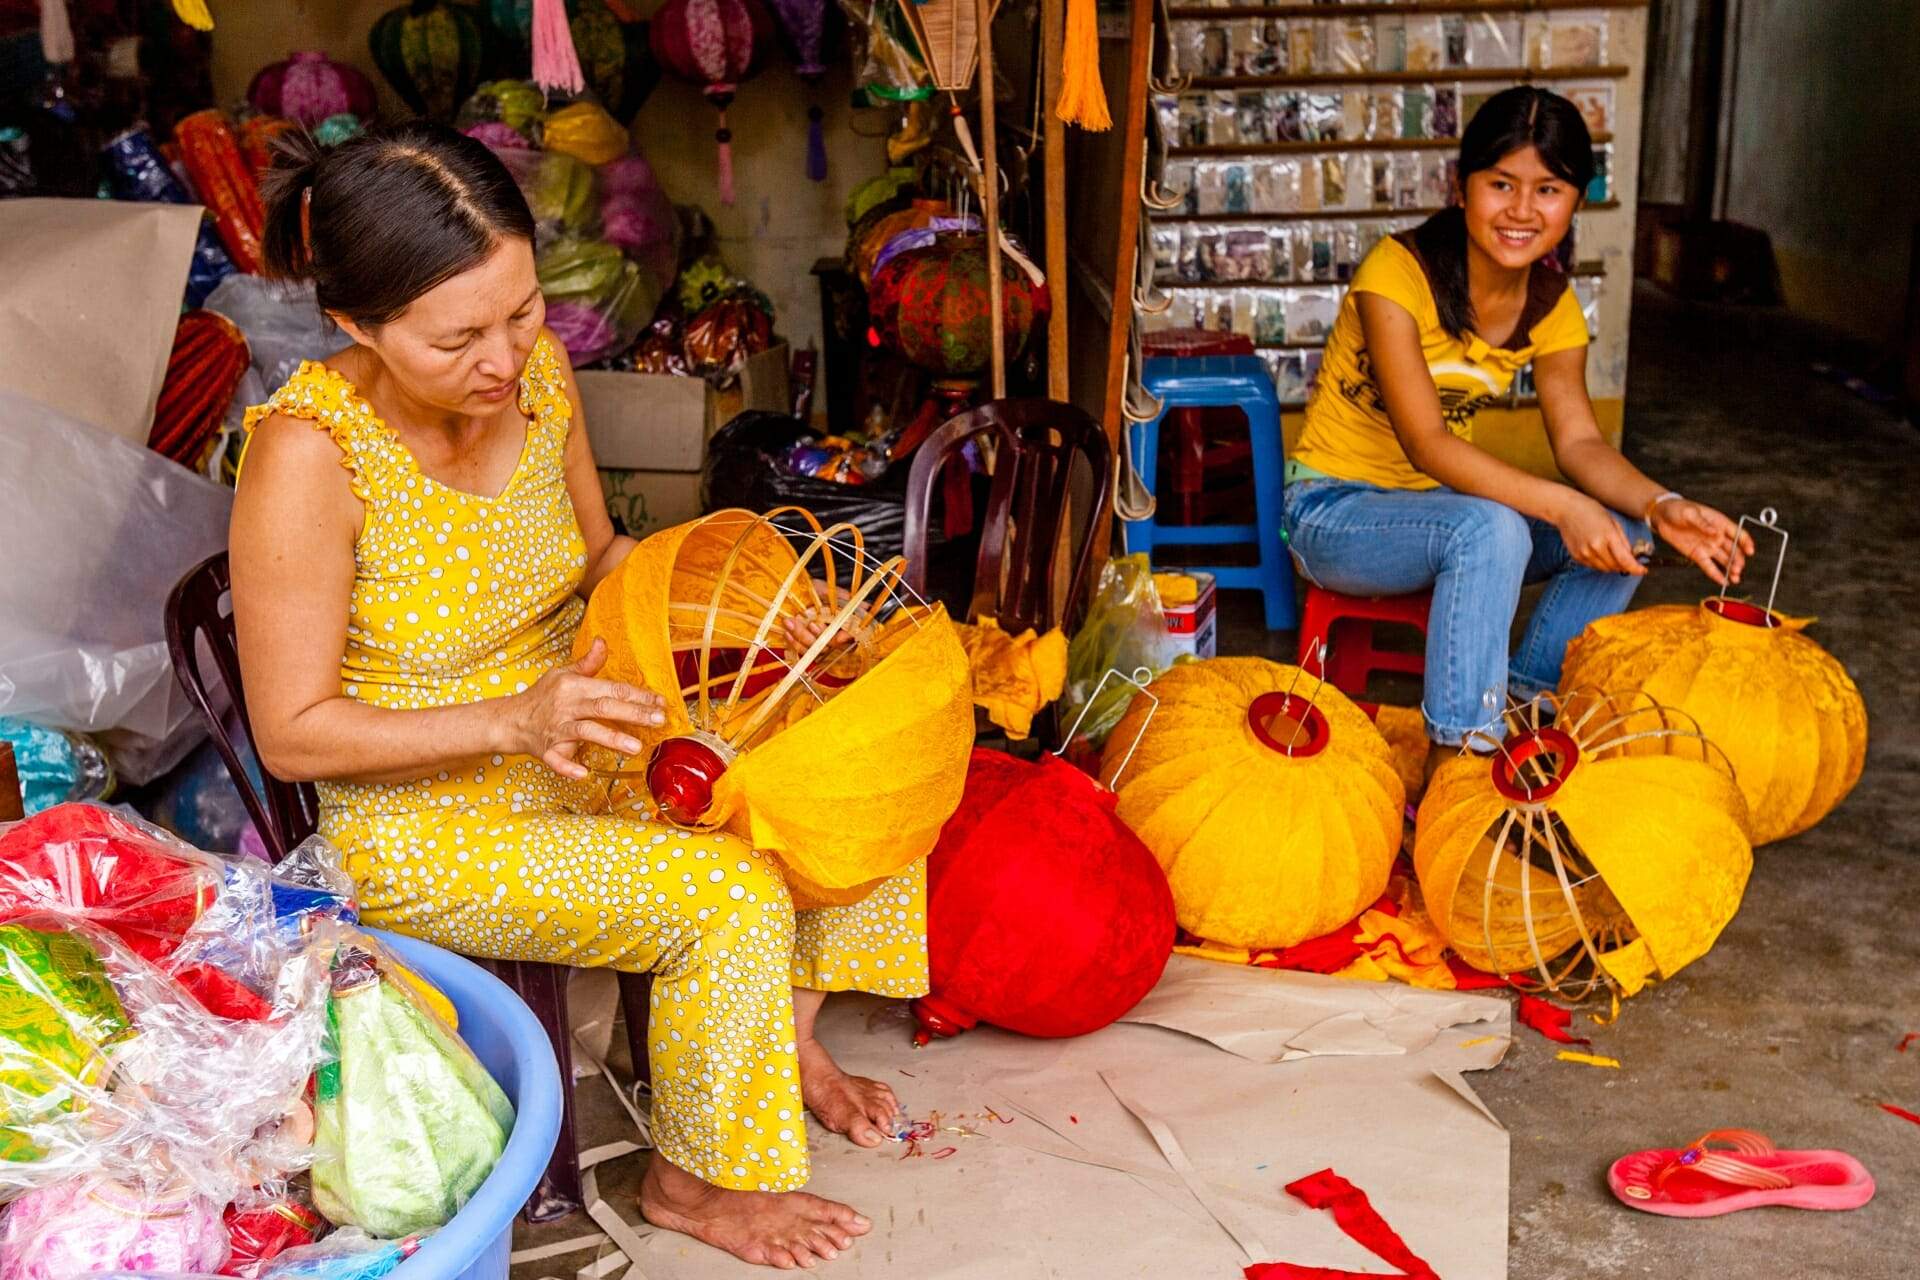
[1644, 491, 1683, 523]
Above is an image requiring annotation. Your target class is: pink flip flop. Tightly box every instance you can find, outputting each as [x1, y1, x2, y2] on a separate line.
[1609, 1129, 1875, 1217]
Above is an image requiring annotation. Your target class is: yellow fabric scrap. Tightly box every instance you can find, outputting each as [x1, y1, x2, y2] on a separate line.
[172, 0, 214, 31]
[1591, 991, 1623, 1027]
[953, 615, 1068, 740]
[1152, 572, 1199, 607]
[1557, 1050, 1622, 1070]
[1332, 907, 1456, 990]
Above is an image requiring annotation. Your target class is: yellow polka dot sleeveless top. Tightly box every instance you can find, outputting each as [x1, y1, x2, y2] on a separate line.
[242, 333, 590, 822]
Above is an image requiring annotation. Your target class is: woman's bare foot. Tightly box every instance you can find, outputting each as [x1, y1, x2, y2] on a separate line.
[638, 1154, 869, 1270]
[797, 1034, 899, 1148]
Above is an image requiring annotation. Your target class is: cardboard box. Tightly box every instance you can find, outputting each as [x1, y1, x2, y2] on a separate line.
[580, 345, 789, 536]
[1163, 571, 1218, 659]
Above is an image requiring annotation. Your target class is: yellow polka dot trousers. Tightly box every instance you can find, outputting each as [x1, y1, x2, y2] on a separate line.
[245, 335, 929, 1195]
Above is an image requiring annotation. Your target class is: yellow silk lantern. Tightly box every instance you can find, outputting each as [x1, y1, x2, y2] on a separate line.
[574, 508, 974, 908]
[1559, 597, 1867, 846]
[1098, 657, 1404, 950]
[1414, 691, 1753, 998]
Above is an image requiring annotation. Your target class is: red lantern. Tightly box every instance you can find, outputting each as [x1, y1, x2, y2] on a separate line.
[914, 749, 1175, 1041]
[867, 232, 1050, 402]
[650, 0, 776, 205]
[247, 52, 379, 128]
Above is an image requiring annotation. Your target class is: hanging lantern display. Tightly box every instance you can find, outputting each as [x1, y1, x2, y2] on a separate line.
[913, 749, 1174, 1043]
[1414, 690, 1753, 999]
[1098, 658, 1404, 951]
[649, 0, 776, 206]
[369, 0, 492, 122]
[570, 0, 661, 119]
[246, 52, 378, 129]
[573, 509, 974, 909]
[867, 232, 1047, 391]
[848, 196, 949, 286]
[1557, 513, 1866, 846]
[764, 0, 830, 181]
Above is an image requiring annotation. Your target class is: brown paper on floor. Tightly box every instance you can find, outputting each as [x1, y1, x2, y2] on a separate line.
[619, 961, 1510, 1279]
[0, 199, 203, 441]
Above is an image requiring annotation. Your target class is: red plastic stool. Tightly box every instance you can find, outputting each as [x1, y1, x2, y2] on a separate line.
[1297, 586, 1433, 711]
[1141, 329, 1254, 526]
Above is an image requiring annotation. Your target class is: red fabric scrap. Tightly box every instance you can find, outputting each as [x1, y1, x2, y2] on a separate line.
[1516, 994, 1591, 1047]
[1898, 1033, 1917, 1053]
[1880, 1103, 1920, 1127]
[1247, 892, 1398, 975]
[1244, 1168, 1439, 1280]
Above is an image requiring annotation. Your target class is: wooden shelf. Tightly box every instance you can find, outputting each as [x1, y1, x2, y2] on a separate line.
[1150, 198, 1619, 224]
[1169, 131, 1611, 157]
[1168, 0, 1646, 19]
[1185, 65, 1628, 89]
[1155, 261, 1606, 290]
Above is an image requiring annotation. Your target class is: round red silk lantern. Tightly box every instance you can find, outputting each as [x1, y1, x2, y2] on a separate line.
[914, 749, 1175, 1042]
[247, 52, 379, 129]
[868, 233, 1050, 384]
[649, 0, 776, 205]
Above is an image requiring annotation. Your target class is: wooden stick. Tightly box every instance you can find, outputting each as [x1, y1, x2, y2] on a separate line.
[1042, 0, 1069, 402]
[976, 0, 1006, 399]
[1100, 0, 1154, 448]
[0, 743, 21, 823]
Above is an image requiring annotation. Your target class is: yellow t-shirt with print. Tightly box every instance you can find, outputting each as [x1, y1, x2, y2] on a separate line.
[1291, 234, 1590, 492]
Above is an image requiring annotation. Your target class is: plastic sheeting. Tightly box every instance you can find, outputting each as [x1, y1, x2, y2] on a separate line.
[0, 392, 232, 782]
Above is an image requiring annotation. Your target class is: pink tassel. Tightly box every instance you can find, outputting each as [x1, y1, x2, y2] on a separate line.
[716, 110, 735, 205]
[39, 0, 74, 65]
[806, 105, 827, 182]
[530, 0, 585, 95]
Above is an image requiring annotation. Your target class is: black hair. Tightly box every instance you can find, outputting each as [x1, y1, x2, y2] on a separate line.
[261, 121, 536, 329]
[1409, 86, 1595, 339]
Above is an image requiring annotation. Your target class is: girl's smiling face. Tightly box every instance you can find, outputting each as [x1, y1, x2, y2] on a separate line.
[1458, 144, 1581, 271]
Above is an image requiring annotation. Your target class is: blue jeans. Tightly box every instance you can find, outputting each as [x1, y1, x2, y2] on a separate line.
[1283, 480, 1651, 745]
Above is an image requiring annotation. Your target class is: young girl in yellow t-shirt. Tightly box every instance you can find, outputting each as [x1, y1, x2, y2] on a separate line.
[1284, 87, 1752, 773]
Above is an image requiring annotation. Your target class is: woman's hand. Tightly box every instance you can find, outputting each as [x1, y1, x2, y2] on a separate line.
[1552, 491, 1647, 577]
[509, 638, 668, 779]
[781, 581, 871, 652]
[1652, 499, 1753, 587]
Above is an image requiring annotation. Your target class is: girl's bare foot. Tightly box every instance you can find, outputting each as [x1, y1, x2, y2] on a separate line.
[797, 1034, 899, 1148]
[638, 1154, 870, 1270]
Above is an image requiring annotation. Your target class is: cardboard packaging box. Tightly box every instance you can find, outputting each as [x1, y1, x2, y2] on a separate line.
[579, 345, 789, 537]
[1163, 571, 1218, 659]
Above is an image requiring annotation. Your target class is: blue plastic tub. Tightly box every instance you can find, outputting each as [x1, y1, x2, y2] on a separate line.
[369, 929, 563, 1280]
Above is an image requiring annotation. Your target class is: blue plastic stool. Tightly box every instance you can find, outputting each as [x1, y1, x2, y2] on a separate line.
[1127, 355, 1297, 630]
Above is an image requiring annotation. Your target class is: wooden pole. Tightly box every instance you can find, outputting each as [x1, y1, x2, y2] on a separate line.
[1100, 0, 1154, 451]
[975, 0, 1006, 399]
[0, 743, 22, 823]
[1042, 0, 1069, 402]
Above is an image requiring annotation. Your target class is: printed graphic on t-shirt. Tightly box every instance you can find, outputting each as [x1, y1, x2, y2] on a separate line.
[1336, 350, 1506, 438]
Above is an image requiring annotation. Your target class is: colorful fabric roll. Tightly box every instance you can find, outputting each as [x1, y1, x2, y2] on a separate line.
[0, 925, 128, 1167]
[0, 1176, 231, 1280]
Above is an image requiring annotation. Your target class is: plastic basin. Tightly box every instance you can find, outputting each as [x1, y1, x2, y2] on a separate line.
[369, 929, 563, 1280]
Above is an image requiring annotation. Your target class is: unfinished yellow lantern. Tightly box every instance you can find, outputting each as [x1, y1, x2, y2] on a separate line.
[573, 508, 974, 908]
[1414, 691, 1754, 998]
[1098, 657, 1404, 951]
[1558, 513, 1866, 845]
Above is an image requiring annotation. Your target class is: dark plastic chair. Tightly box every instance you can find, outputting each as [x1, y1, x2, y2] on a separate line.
[901, 398, 1113, 640]
[165, 551, 651, 1223]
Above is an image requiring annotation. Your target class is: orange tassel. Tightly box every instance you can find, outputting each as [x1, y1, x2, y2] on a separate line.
[1055, 0, 1110, 131]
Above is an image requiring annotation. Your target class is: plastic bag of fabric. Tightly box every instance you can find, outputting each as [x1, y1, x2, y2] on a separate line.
[0, 393, 233, 783]
[0, 1172, 232, 1280]
[309, 935, 512, 1236]
[1061, 555, 1181, 753]
[202, 276, 344, 395]
[702, 412, 911, 563]
[0, 719, 111, 816]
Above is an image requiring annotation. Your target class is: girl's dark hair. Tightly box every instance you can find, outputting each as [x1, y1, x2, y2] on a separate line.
[1410, 86, 1595, 339]
[261, 121, 535, 329]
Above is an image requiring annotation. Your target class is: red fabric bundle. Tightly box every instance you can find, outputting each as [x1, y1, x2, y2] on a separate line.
[175, 110, 266, 272]
[221, 1198, 324, 1277]
[914, 749, 1175, 1040]
[149, 309, 251, 467]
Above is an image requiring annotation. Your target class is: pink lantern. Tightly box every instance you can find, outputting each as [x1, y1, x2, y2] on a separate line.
[247, 52, 378, 129]
[650, 0, 776, 205]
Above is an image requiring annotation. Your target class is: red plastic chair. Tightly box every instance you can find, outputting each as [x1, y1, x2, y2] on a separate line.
[1296, 585, 1433, 714]
[165, 551, 648, 1223]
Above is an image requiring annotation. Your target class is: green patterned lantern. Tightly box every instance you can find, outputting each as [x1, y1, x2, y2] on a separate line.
[0, 924, 130, 1170]
[868, 233, 1049, 388]
[571, 0, 660, 120]
[370, 0, 493, 121]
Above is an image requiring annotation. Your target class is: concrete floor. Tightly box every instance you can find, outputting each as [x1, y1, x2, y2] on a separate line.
[513, 286, 1920, 1276]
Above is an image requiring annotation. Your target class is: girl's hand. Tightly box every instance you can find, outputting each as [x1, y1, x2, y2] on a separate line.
[781, 580, 869, 652]
[1553, 491, 1646, 577]
[1653, 499, 1753, 587]
[510, 638, 667, 779]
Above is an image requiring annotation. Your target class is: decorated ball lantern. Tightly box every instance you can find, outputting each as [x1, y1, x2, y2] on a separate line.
[1557, 513, 1866, 846]
[849, 197, 949, 286]
[1414, 690, 1753, 999]
[247, 52, 378, 128]
[1098, 657, 1405, 951]
[573, 509, 974, 908]
[913, 749, 1175, 1043]
[369, 0, 491, 121]
[650, 0, 776, 205]
[569, 0, 661, 118]
[867, 232, 1049, 395]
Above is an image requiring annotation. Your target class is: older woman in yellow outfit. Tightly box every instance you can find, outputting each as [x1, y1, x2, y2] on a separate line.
[231, 122, 905, 1270]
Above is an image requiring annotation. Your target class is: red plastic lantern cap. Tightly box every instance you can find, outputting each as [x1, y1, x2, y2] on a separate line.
[646, 735, 734, 827]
